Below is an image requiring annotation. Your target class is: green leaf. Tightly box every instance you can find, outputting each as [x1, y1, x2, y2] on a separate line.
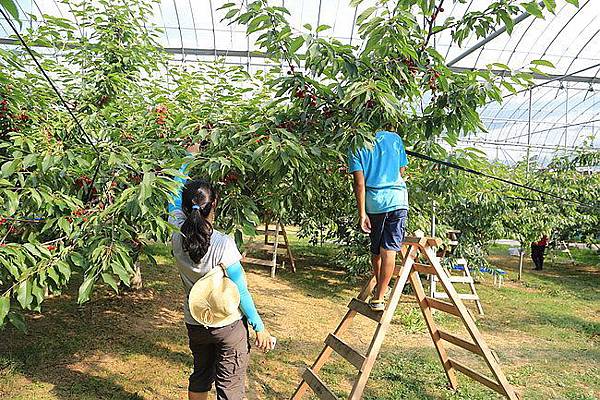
[48, 266, 60, 285]
[356, 6, 377, 25]
[521, 1, 544, 18]
[289, 36, 304, 53]
[565, 0, 579, 6]
[501, 81, 517, 94]
[31, 281, 45, 305]
[217, 2, 236, 10]
[0, 295, 10, 325]
[56, 260, 72, 282]
[5, 190, 19, 215]
[70, 252, 85, 267]
[8, 312, 27, 333]
[530, 66, 548, 76]
[531, 59, 555, 68]
[16, 279, 32, 309]
[542, 0, 556, 12]
[303, 23, 312, 31]
[58, 217, 72, 236]
[112, 261, 131, 286]
[0, 0, 20, 24]
[316, 24, 331, 33]
[101, 272, 119, 293]
[492, 63, 511, 71]
[498, 10, 514, 34]
[78, 275, 95, 304]
[224, 9, 238, 19]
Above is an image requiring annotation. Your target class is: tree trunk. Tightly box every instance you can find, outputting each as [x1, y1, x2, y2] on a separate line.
[130, 261, 143, 290]
[518, 249, 524, 281]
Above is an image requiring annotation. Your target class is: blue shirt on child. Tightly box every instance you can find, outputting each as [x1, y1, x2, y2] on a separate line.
[348, 130, 409, 214]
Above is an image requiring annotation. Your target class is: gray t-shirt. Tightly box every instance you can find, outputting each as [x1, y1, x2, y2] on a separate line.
[169, 210, 242, 325]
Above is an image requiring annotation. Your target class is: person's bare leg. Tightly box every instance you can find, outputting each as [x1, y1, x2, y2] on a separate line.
[371, 254, 381, 294]
[189, 391, 209, 400]
[375, 248, 396, 301]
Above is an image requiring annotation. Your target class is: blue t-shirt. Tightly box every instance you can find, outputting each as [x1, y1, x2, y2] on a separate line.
[348, 131, 409, 214]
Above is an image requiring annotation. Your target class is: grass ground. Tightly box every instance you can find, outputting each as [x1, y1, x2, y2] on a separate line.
[0, 238, 598, 400]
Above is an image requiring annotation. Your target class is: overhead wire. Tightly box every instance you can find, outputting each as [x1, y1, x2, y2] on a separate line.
[405, 150, 597, 209]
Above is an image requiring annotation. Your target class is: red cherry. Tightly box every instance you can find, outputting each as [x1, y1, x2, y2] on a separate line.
[46, 245, 57, 251]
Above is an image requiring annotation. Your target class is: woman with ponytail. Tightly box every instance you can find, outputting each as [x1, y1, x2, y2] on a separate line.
[169, 154, 274, 400]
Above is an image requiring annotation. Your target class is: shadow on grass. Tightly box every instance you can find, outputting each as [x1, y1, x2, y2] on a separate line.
[245, 243, 360, 300]
[0, 262, 191, 400]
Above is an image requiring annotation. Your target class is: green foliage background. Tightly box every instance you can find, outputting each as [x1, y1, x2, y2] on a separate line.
[0, 0, 598, 331]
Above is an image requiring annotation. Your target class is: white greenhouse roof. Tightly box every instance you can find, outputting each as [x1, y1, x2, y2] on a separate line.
[2, 0, 600, 164]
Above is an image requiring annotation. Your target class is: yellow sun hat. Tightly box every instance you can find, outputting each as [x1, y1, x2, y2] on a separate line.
[188, 264, 242, 327]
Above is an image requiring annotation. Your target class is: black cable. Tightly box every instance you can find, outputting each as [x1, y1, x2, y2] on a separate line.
[406, 150, 596, 209]
[0, 7, 102, 202]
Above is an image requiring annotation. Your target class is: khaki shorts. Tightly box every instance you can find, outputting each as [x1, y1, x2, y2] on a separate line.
[186, 319, 251, 399]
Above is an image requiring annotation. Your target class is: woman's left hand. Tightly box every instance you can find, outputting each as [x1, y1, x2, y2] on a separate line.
[255, 329, 274, 352]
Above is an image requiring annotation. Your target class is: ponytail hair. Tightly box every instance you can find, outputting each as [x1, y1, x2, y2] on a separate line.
[180, 179, 217, 263]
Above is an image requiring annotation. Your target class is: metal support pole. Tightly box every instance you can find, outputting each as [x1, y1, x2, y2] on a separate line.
[431, 202, 436, 237]
[565, 83, 569, 148]
[526, 88, 532, 178]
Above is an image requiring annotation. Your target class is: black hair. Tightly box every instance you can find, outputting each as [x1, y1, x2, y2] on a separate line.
[180, 179, 217, 263]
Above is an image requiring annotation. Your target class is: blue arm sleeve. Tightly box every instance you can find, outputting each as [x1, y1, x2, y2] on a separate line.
[226, 261, 265, 332]
[168, 163, 189, 213]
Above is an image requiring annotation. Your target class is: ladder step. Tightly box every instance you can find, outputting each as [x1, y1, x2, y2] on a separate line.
[348, 298, 383, 322]
[403, 236, 428, 246]
[449, 359, 506, 396]
[433, 292, 480, 301]
[438, 330, 484, 356]
[266, 242, 288, 249]
[325, 334, 366, 370]
[242, 257, 274, 267]
[256, 229, 280, 236]
[426, 297, 461, 317]
[413, 262, 436, 275]
[433, 276, 473, 283]
[246, 244, 287, 252]
[302, 368, 339, 400]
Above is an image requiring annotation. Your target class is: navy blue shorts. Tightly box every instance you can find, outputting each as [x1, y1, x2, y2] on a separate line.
[368, 209, 408, 255]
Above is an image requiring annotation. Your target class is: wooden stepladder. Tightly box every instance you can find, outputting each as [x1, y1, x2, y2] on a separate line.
[431, 230, 484, 315]
[430, 258, 484, 315]
[243, 221, 296, 278]
[291, 236, 519, 400]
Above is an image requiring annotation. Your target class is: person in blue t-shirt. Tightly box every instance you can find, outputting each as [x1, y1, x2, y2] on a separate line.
[348, 130, 409, 311]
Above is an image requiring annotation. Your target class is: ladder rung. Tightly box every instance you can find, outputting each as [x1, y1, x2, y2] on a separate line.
[413, 263, 436, 275]
[256, 229, 280, 235]
[438, 330, 484, 356]
[266, 242, 288, 249]
[325, 334, 366, 370]
[246, 244, 287, 252]
[433, 292, 480, 301]
[426, 297, 461, 317]
[433, 276, 473, 283]
[449, 359, 506, 396]
[348, 298, 383, 322]
[242, 257, 274, 267]
[447, 240, 459, 246]
[302, 368, 339, 400]
[402, 236, 428, 246]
